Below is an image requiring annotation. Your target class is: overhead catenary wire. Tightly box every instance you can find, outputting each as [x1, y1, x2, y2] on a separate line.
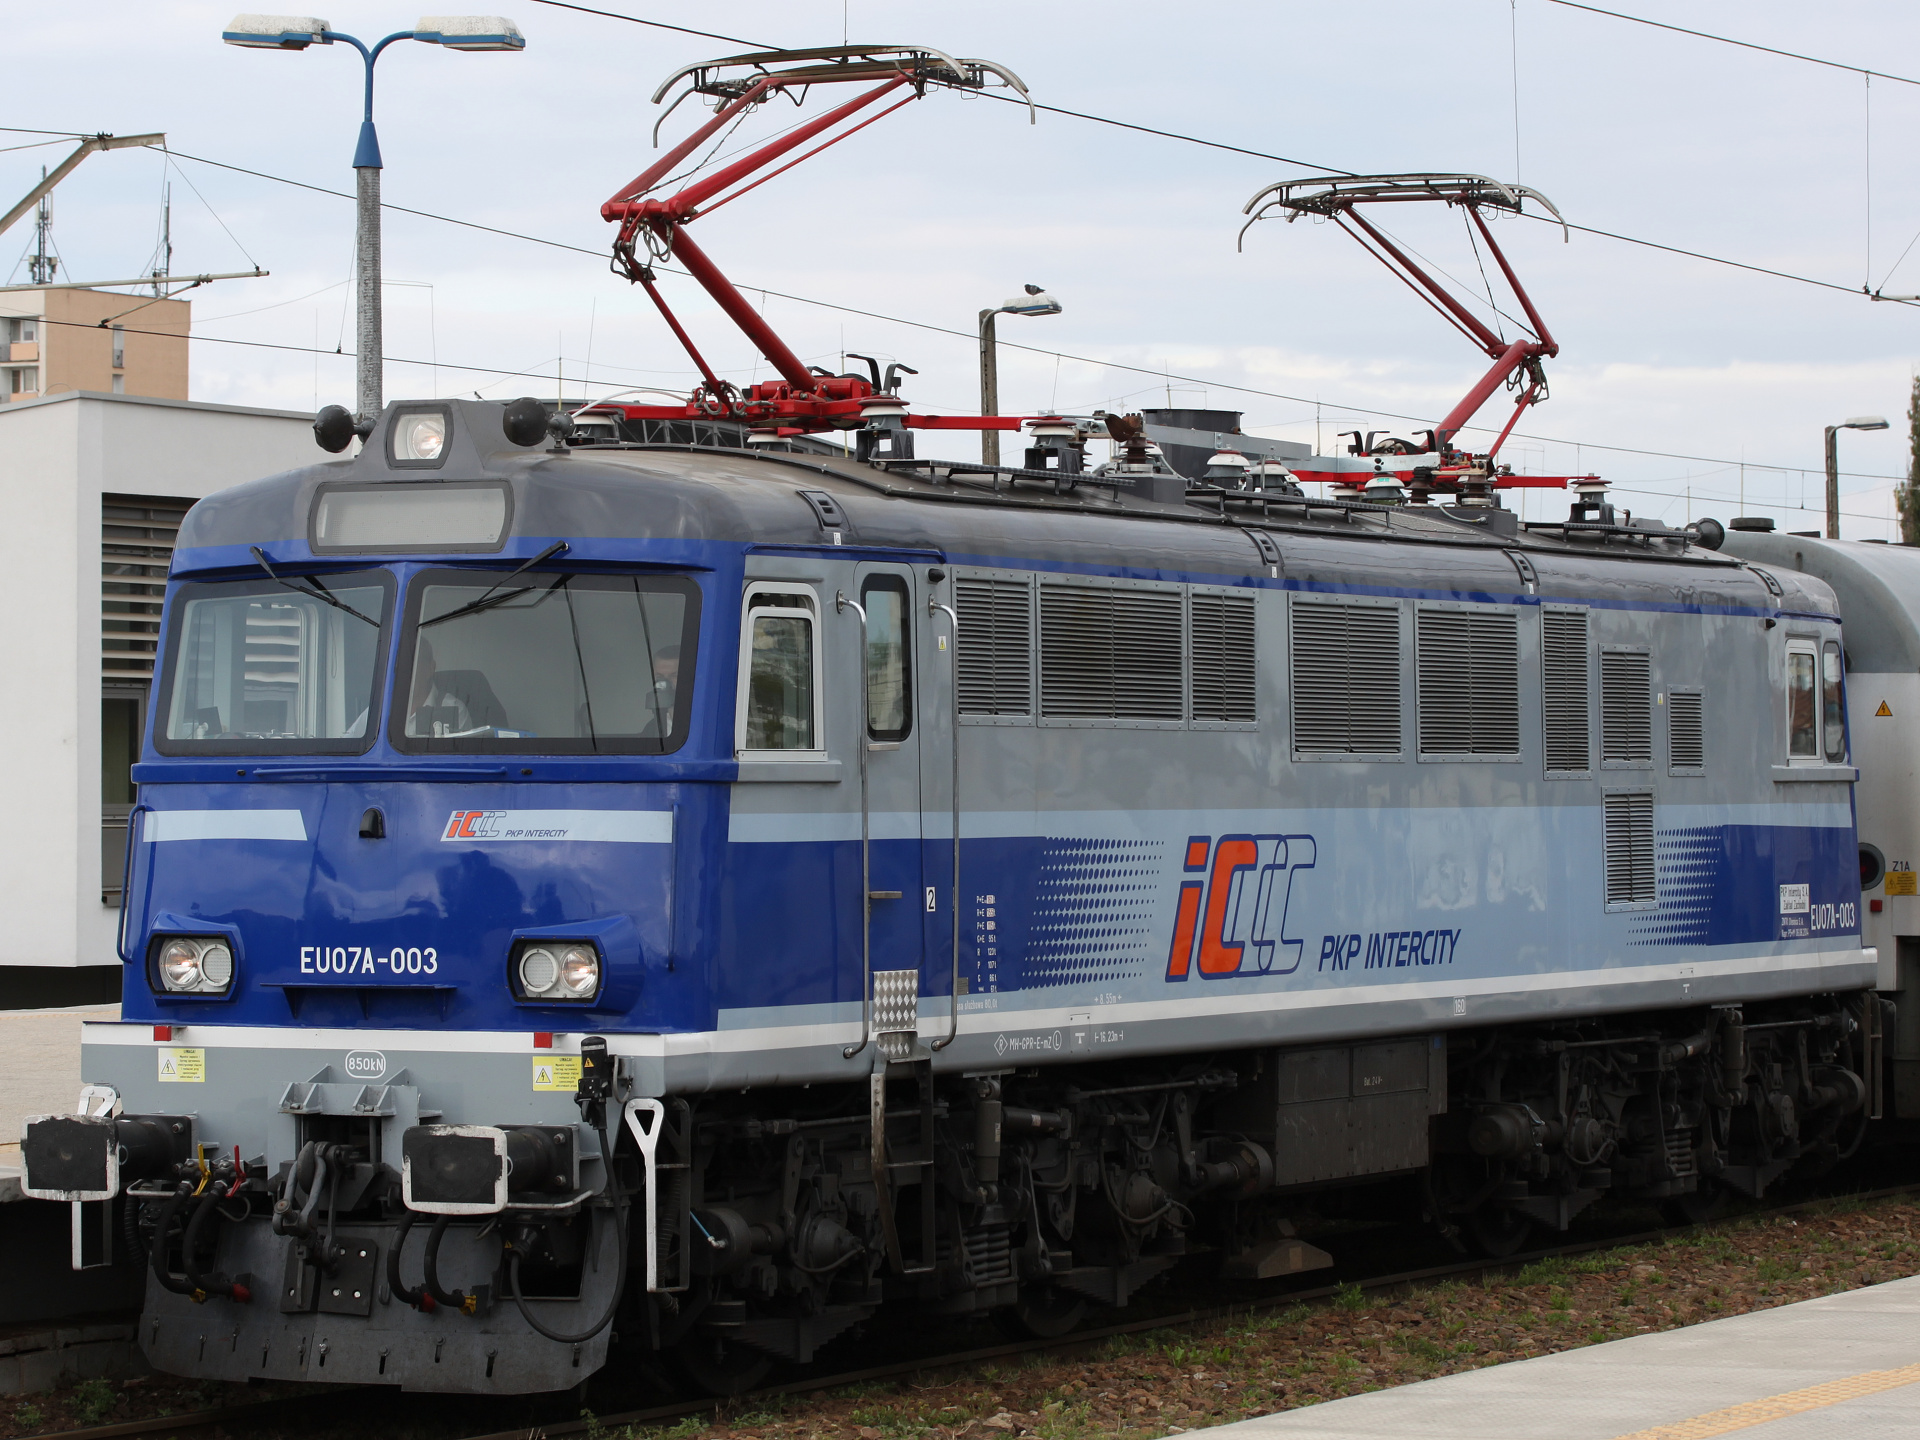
[1544, 1, 1920, 88]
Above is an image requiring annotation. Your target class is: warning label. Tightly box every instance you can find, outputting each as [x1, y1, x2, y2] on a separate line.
[158, 1048, 205, 1083]
[1888, 870, 1917, 896]
[532, 1056, 582, 1092]
[1877, 701, 1894, 717]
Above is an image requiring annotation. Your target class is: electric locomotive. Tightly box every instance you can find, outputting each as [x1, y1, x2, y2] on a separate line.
[17, 43, 1879, 1399]
[19, 394, 1875, 1394]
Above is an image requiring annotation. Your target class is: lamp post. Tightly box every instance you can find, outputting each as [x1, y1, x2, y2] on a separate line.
[224, 14, 525, 425]
[1823, 414, 1890, 539]
[978, 284, 1061, 465]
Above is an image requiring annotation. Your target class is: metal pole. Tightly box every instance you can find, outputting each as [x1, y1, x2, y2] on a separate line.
[1825, 425, 1841, 540]
[356, 164, 383, 422]
[978, 309, 999, 466]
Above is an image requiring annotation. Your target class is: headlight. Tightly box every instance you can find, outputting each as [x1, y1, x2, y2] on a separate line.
[513, 940, 601, 1002]
[559, 945, 599, 997]
[154, 936, 235, 995]
[518, 947, 559, 995]
[394, 410, 447, 462]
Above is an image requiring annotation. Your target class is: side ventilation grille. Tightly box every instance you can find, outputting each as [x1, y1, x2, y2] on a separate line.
[1669, 691, 1705, 770]
[1542, 610, 1591, 773]
[1039, 583, 1183, 720]
[1416, 610, 1520, 755]
[1291, 600, 1402, 754]
[955, 577, 1032, 716]
[1601, 650, 1653, 763]
[1604, 792, 1656, 905]
[1191, 593, 1257, 723]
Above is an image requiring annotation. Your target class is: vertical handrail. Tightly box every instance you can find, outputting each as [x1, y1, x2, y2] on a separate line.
[928, 596, 962, 1051]
[839, 592, 873, 1059]
[115, 803, 152, 963]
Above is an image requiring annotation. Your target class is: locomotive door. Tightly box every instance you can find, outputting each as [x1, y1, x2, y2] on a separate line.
[854, 564, 928, 1006]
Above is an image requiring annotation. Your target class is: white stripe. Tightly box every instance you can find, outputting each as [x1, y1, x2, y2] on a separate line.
[81, 948, 1875, 1059]
[144, 810, 307, 842]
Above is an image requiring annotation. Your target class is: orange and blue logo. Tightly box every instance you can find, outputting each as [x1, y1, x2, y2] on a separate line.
[1165, 834, 1317, 981]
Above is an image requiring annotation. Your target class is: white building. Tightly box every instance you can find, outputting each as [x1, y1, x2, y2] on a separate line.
[0, 390, 317, 1006]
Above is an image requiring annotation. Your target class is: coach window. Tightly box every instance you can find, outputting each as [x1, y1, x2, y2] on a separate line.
[1822, 641, 1847, 763]
[1785, 639, 1818, 761]
[862, 575, 911, 742]
[738, 585, 823, 756]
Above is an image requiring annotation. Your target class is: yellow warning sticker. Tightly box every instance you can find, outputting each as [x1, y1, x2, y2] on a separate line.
[532, 1056, 582, 1092]
[158, 1048, 205, 1083]
[1888, 870, 1917, 896]
[1877, 700, 1893, 717]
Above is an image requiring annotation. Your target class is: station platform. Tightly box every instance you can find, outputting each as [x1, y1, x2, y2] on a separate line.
[0, 1003, 115, 1170]
[1209, 1274, 1920, 1438]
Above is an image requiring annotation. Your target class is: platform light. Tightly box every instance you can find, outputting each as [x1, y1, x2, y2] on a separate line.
[222, 14, 334, 48]
[412, 15, 526, 50]
[1841, 416, 1890, 431]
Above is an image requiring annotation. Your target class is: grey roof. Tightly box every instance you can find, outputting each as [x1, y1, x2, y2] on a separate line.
[1720, 530, 1920, 670]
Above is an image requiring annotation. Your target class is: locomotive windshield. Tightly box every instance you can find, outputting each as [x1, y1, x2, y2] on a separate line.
[394, 569, 699, 754]
[155, 571, 394, 754]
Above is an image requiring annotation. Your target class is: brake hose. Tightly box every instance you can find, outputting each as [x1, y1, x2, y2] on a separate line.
[386, 1210, 435, 1311]
[506, 1112, 629, 1344]
[422, 1216, 480, 1315]
[181, 1190, 251, 1303]
[149, 1181, 196, 1295]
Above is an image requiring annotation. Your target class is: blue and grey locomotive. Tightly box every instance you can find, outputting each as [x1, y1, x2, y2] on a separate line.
[22, 397, 1874, 1394]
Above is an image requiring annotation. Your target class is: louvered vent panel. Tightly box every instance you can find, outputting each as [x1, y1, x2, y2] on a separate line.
[1416, 610, 1520, 755]
[955, 577, 1032, 716]
[103, 493, 195, 682]
[1601, 650, 1653, 763]
[1542, 610, 1591, 772]
[1604, 792, 1657, 904]
[1039, 583, 1183, 720]
[1191, 593, 1257, 723]
[1669, 691, 1705, 769]
[1290, 600, 1402, 754]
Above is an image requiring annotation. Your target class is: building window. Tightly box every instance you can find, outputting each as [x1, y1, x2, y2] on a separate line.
[6, 366, 37, 396]
[111, 325, 125, 370]
[112, 373, 125, 394]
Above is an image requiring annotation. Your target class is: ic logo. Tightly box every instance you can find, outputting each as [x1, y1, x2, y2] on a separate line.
[1165, 834, 1317, 981]
[344, 1050, 388, 1081]
[443, 810, 504, 841]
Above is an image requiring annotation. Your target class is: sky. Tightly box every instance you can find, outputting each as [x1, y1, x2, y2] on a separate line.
[6, 0, 1920, 536]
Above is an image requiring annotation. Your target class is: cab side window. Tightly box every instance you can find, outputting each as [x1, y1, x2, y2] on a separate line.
[863, 575, 911, 742]
[1822, 641, 1847, 763]
[1786, 641, 1818, 760]
[739, 586, 820, 754]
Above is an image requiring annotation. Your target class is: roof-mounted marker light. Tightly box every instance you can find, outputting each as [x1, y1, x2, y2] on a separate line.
[222, 14, 333, 49]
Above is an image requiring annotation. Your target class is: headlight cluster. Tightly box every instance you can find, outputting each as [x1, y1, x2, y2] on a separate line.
[515, 942, 600, 1003]
[155, 936, 235, 995]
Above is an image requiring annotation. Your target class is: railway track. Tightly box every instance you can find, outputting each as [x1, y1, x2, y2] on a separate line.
[26, 1179, 1920, 1440]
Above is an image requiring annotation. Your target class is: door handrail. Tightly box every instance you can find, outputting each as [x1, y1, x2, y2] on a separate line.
[838, 591, 873, 1059]
[927, 595, 961, 1051]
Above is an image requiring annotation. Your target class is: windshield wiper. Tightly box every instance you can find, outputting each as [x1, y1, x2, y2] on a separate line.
[419, 540, 571, 630]
[250, 547, 381, 627]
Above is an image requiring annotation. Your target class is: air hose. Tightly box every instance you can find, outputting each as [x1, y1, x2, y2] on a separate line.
[149, 1181, 196, 1296]
[506, 1111, 629, 1345]
[181, 1190, 252, 1303]
[422, 1216, 481, 1315]
[386, 1209, 436, 1311]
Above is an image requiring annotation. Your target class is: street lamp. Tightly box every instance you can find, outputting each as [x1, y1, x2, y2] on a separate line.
[224, 13, 525, 425]
[1823, 414, 1890, 539]
[978, 284, 1061, 466]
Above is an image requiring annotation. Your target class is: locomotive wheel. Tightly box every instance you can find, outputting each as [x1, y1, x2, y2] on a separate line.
[671, 1333, 773, 1397]
[1662, 1181, 1727, 1227]
[994, 1284, 1088, 1340]
[1465, 1205, 1534, 1259]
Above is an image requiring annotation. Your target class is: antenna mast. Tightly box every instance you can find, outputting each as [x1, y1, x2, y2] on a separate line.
[28, 169, 58, 286]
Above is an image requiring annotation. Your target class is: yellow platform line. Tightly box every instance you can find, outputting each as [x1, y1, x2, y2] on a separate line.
[1609, 1360, 1920, 1439]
